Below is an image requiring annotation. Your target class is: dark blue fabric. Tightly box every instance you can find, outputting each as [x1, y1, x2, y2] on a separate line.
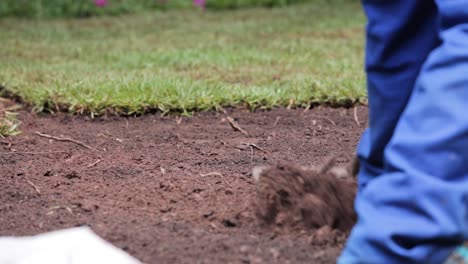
[339, 0, 468, 263]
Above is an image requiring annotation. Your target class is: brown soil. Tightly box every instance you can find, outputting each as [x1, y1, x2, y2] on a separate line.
[0, 106, 366, 264]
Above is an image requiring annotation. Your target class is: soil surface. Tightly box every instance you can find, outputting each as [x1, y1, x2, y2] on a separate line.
[0, 106, 366, 264]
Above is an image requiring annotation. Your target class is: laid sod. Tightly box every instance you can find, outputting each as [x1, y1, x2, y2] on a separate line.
[0, 1, 365, 116]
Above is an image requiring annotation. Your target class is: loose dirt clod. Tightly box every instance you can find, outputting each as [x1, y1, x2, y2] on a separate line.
[253, 159, 357, 232]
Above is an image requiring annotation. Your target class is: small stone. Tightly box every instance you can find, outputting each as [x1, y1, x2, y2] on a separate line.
[64, 171, 79, 180]
[76, 200, 98, 212]
[192, 188, 203, 193]
[269, 248, 280, 260]
[249, 256, 264, 264]
[239, 245, 249, 253]
[222, 219, 237, 228]
[160, 206, 172, 213]
[202, 210, 214, 218]
[310, 225, 332, 244]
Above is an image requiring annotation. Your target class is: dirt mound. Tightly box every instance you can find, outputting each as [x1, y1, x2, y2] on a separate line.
[253, 159, 357, 232]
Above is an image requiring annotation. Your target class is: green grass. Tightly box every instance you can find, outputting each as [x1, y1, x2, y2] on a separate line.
[0, 0, 313, 18]
[0, 0, 366, 115]
[206, 0, 311, 9]
[0, 0, 192, 18]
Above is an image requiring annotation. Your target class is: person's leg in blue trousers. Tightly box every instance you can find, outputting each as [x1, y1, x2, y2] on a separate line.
[355, 0, 440, 191]
[339, 0, 468, 263]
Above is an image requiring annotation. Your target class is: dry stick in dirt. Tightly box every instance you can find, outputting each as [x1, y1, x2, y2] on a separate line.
[48, 206, 74, 215]
[86, 159, 102, 168]
[235, 142, 267, 154]
[26, 178, 41, 195]
[0, 140, 11, 145]
[250, 145, 254, 164]
[0, 150, 68, 155]
[0, 139, 13, 150]
[273, 116, 281, 126]
[227, 116, 249, 136]
[323, 117, 336, 126]
[244, 142, 267, 153]
[200, 172, 233, 188]
[34, 132, 93, 150]
[353, 106, 360, 126]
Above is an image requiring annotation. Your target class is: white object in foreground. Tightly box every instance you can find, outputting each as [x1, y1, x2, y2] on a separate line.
[0, 226, 142, 264]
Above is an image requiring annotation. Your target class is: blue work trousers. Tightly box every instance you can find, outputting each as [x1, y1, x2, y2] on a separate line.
[339, 1, 468, 263]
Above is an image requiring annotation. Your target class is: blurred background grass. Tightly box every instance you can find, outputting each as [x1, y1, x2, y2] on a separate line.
[0, 0, 365, 133]
[0, 0, 339, 18]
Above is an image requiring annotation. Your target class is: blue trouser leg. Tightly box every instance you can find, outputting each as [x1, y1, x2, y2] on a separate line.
[356, 0, 440, 191]
[340, 1, 468, 263]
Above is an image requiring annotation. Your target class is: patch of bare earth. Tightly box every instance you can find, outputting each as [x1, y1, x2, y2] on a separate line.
[0, 107, 366, 263]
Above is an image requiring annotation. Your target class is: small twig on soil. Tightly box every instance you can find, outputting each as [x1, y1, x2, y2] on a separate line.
[227, 116, 249, 136]
[0, 138, 13, 150]
[200, 172, 232, 189]
[206, 181, 215, 196]
[353, 106, 360, 126]
[302, 104, 311, 114]
[176, 116, 182, 125]
[273, 116, 280, 126]
[243, 142, 267, 153]
[219, 107, 227, 114]
[26, 178, 41, 195]
[48, 206, 74, 215]
[0, 151, 68, 155]
[34, 132, 93, 150]
[250, 145, 254, 165]
[86, 159, 101, 168]
[323, 117, 336, 126]
[286, 99, 294, 109]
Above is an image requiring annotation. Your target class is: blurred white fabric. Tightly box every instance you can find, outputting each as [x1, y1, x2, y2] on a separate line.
[0, 227, 142, 264]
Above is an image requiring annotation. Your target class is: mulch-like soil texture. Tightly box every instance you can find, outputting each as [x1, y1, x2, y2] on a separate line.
[0, 106, 366, 264]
